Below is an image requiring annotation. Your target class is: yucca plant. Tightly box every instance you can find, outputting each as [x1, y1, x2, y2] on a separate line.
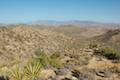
[24, 61, 41, 80]
[11, 67, 23, 80]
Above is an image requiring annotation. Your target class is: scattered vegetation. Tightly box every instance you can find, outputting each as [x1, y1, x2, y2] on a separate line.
[35, 50, 62, 68]
[9, 50, 62, 80]
[89, 42, 120, 61]
[0, 26, 120, 80]
[95, 46, 120, 60]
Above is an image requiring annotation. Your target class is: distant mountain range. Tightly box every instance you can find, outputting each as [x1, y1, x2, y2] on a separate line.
[29, 20, 120, 27]
[0, 23, 6, 26]
[0, 20, 120, 27]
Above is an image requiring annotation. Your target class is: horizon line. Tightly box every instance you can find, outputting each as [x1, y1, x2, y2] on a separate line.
[0, 20, 120, 24]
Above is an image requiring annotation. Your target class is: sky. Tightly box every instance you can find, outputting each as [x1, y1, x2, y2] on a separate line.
[0, 0, 120, 23]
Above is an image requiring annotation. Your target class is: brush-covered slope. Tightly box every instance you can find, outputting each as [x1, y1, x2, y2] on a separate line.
[0, 25, 77, 66]
[46, 25, 108, 39]
[0, 25, 120, 80]
[92, 28, 120, 50]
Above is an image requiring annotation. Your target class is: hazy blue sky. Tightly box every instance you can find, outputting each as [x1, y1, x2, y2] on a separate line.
[0, 0, 120, 23]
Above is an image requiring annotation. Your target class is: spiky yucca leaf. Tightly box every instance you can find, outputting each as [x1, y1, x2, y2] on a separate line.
[24, 61, 41, 80]
[11, 67, 23, 80]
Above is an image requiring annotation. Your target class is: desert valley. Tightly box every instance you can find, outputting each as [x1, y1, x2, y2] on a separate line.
[0, 22, 120, 80]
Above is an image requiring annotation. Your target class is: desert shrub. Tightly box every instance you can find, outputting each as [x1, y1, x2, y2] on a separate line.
[35, 52, 49, 68]
[94, 45, 120, 60]
[24, 61, 42, 80]
[49, 53, 62, 68]
[48, 57, 61, 68]
[35, 51, 62, 68]
[89, 42, 120, 61]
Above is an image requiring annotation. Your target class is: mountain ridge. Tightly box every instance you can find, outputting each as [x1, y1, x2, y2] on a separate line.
[1, 20, 120, 28]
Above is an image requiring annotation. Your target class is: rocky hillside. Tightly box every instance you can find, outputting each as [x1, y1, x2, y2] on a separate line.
[92, 29, 120, 50]
[0, 25, 120, 80]
[0, 25, 79, 67]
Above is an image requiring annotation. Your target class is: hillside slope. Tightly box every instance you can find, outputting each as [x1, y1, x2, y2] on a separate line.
[0, 25, 78, 67]
[0, 25, 119, 80]
[92, 29, 120, 50]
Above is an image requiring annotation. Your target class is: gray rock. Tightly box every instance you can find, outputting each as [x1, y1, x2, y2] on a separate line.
[96, 69, 112, 77]
[72, 70, 95, 80]
[55, 68, 71, 75]
[0, 75, 9, 80]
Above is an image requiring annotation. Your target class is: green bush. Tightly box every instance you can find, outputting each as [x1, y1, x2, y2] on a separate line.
[35, 52, 62, 68]
[94, 46, 120, 60]
[35, 52, 49, 68]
